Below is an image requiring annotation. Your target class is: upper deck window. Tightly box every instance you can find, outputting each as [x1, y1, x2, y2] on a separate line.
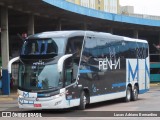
[21, 38, 65, 59]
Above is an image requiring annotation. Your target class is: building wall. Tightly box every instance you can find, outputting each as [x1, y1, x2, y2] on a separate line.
[66, 0, 119, 13]
[81, 0, 90, 8]
[95, 0, 104, 11]
[66, 0, 75, 3]
[66, 0, 95, 9]
[120, 6, 134, 15]
[66, 0, 80, 4]
[75, 0, 80, 4]
[89, 0, 96, 9]
[104, 0, 118, 14]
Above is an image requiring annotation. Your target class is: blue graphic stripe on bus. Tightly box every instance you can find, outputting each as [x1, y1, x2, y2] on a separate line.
[128, 60, 138, 82]
[112, 82, 126, 88]
[90, 91, 125, 98]
[137, 59, 139, 82]
[79, 69, 93, 73]
[68, 91, 126, 100]
[139, 89, 149, 94]
[145, 59, 150, 90]
[145, 60, 150, 78]
[145, 59, 147, 90]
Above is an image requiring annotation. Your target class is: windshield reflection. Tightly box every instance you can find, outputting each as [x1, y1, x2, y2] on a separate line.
[18, 63, 62, 91]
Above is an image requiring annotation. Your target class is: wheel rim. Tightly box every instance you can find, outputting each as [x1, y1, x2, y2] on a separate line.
[83, 95, 87, 105]
[134, 88, 138, 99]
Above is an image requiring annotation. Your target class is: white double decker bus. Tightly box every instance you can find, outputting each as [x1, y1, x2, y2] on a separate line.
[16, 31, 150, 110]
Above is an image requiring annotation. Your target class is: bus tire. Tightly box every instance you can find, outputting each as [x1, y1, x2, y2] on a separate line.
[125, 86, 131, 102]
[79, 91, 87, 110]
[131, 85, 138, 101]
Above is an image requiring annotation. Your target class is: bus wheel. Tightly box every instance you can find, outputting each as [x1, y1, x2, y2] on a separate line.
[131, 86, 138, 101]
[125, 86, 131, 102]
[79, 91, 87, 110]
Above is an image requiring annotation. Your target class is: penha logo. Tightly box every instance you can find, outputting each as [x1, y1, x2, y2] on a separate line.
[99, 57, 120, 71]
[98, 47, 120, 71]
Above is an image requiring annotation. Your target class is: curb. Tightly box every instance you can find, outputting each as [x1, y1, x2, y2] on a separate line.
[0, 94, 17, 102]
[150, 83, 160, 87]
[0, 97, 14, 101]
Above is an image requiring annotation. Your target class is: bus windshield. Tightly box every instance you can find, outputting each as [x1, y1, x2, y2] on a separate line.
[18, 63, 62, 91]
[21, 38, 65, 56]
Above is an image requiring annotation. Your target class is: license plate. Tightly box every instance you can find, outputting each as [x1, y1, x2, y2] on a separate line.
[34, 104, 42, 107]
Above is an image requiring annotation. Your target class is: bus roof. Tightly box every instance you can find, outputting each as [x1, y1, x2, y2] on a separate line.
[27, 31, 86, 39]
[123, 37, 148, 43]
[27, 30, 147, 43]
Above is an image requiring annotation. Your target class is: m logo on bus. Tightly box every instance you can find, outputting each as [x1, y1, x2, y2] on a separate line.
[128, 60, 138, 82]
[99, 57, 120, 70]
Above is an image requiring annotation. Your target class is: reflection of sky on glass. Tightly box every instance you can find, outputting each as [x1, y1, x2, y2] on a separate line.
[85, 37, 121, 48]
[38, 65, 59, 87]
[85, 38, 96, 48]
[54, 38, 65, 54]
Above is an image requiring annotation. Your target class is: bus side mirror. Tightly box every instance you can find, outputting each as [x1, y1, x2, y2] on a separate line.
[57, 54, 73, 73]
[8, 56, 20, 74]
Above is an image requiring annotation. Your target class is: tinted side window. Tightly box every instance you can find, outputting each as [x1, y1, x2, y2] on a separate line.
[124, 41, 137, 58]
[96, 38, 107, 58]
[144, 43, 149, 58]
[137, 42, 148, 59]
[64, 36, 84, 86]
[65, 36, 83, 55]
[81, 37, 98, 71]
[84, 37, 97, 58]
[119, 41, 127, 59]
